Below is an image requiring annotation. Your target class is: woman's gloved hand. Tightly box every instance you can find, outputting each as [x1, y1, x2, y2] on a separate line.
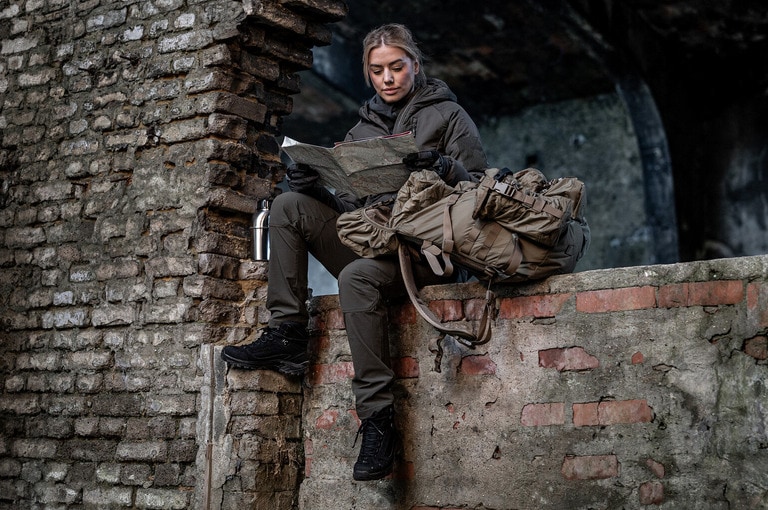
[403, 150, 448, 177]
[286, 163, 320, 193]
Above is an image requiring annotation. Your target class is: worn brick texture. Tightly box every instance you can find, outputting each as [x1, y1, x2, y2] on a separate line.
[301, 256, 768, 509]
[2, 2, 768, 510]
[0, 0, 345, 509]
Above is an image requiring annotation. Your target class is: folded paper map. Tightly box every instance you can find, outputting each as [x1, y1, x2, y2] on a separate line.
[281, 132, 419, 199]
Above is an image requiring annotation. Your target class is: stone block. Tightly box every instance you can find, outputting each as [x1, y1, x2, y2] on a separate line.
[158, 30, 213, 53]
[135, 488, 190, 509]
[91, 304, 136, 326]
[82, 486, 133, 507]
[115, 441, 168, 462]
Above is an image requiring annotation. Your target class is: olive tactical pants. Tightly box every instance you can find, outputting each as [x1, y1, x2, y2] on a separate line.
[267, 192, 451, 419]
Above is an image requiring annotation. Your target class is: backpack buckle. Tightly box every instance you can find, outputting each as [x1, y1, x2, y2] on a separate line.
[491, 180, 516, 197]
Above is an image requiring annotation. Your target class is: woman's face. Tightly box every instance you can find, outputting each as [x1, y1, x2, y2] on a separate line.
[367, 44, 419, 104]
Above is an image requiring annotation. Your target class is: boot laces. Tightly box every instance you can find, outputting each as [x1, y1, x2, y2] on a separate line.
[353, 419, 385, 459]
[243, 327, 281, 351]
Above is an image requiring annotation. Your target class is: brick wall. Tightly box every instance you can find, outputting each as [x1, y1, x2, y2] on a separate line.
[3, 1, 768, 510]
[299, 255, 768, 509]
[0, 1, 345, 508]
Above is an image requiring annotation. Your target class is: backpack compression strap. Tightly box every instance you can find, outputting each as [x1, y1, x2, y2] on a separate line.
[419, 193, 459, 277]
[398, 243, 495, 348]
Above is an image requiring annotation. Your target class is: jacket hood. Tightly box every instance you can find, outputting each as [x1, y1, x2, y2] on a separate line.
[360, 78, 458, 127]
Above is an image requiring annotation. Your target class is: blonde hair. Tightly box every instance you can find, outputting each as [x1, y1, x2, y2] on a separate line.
[362, 23, 427, 88]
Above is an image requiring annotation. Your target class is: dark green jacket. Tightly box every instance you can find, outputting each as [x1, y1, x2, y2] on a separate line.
[346, 78, 488, 188]
[310, 78, 488, 212]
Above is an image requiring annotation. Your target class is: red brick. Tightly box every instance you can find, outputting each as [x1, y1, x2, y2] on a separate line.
[561, 454, 619, 480]
[458, 355, 496, 375]
[325, 309, 345, 330]
[576, 286, 656, 313]
[314, 409, 339, 430]
[428, 299, 464, 321]
[631, 351, 645, 364]
[307, 362, 354, 386]
[464, 297, 490, 320]
[744, 335, 767, 360]
[658, 280, 743, 308]
[600, 399, 653, 425]
[390, 302, 417, 324]
[572, 402, 599, 426]
[574, 400, 653, 426]
[521, 402, 565, 426]
[498, 293, 572, 319]
[539, 347, 599, 372]
[392, 356, 420, 378]
[639, 481, 664, 505]
[646, 458, 665, 478]
[747, 282, 758, 309]
[687, 280, 743, 305]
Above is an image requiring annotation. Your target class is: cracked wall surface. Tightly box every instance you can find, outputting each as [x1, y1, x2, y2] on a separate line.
[299, 255, 768, 509]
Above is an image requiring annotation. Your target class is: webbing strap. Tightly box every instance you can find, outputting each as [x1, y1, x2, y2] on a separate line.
[441, 194, 460, 254]
[505, 237, 524, 275]
[462, 223, 482, 256]
[476, 222, 501, 260]
[492, 181, 564, 218]
[398, 244, 494, 348]
[421, 241, 454, 277]
[420, 194, 460, 277]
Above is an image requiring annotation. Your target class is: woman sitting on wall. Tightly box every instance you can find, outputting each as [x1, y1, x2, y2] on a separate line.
[222, 23, 488, 481]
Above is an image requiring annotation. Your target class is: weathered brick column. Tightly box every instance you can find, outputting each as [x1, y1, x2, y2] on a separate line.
[0, 0, 346, 508]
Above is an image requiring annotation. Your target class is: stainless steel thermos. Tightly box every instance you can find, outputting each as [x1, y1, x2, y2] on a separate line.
[251, 199, 270, 261]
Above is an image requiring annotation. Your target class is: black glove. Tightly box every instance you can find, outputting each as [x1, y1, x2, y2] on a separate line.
[403, 150, 448, 177]
[286, 163, 320, 193]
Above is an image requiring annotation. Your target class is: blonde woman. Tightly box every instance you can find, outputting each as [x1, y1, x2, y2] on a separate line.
[222, 23, 487, 481]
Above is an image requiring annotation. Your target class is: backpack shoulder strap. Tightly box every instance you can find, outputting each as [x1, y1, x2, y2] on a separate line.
[398, 244, 495, 348]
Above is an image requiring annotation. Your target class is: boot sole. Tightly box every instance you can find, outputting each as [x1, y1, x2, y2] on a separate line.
[353, 464, 393, 481]
[221, 352, 309, 376]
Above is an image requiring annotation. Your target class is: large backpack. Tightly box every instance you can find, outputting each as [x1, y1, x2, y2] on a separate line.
[336, 168, 590, 346]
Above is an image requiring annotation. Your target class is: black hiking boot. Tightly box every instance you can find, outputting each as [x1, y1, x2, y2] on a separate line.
[220, 322, 309, 376]
[352, 405, 397, 481]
